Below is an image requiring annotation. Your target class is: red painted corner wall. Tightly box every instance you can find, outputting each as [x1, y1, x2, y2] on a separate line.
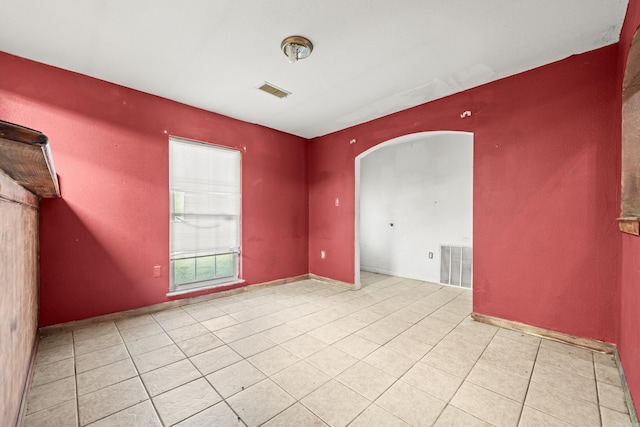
[309, 45, 620, 343]
[618, 0, 640, 413]
[0, 51, 308, 326]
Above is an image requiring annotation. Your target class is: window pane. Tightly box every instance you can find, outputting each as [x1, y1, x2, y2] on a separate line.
[215, 253, 235, 278]
[169, 137, 241, 292]
[196, 256, 216, 281]
[172, 191, 185, 222]
[174, 258, 195, 285]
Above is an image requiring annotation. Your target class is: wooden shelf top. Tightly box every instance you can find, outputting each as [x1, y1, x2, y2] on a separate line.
[0, 120, 60, 198]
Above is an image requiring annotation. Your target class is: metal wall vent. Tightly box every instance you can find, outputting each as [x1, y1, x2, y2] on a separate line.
[258, 82, 291, 99]
[440, 245, 472, 288]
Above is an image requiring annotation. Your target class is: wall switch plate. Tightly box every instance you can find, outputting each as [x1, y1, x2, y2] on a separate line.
[428, 252, 433, 259]
[152, 265, 162, 278]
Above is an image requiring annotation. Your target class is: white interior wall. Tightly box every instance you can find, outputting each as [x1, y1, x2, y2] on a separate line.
[359, 132, 473, 283]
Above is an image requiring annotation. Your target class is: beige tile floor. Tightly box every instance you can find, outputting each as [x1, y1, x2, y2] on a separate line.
[25, 272, 635, 426]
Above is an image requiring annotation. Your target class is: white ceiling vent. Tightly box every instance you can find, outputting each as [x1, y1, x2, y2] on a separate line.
[258, 82, 291, 99]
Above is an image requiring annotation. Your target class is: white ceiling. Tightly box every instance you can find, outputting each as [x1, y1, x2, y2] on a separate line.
[0, 0, 629, 138]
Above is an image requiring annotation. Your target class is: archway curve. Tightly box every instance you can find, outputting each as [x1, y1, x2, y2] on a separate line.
[354, 130, 474, 289]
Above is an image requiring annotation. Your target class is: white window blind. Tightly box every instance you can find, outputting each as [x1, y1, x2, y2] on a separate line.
[169, 137, 240, 292]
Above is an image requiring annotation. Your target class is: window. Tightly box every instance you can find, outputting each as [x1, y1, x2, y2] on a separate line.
[169, 137, 241, 293]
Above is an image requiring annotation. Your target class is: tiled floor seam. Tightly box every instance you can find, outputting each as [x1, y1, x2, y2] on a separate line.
[158, 312, 249, 427]
[202, 361, 248, 427]
[514, 333, 542, 427]
[111, 319, 162, 427]
[431, 313, 499, 426]
[28, 276, 633, 426]
[593, 350, 605, 427]
[72, 331, 81, 427]
[308, 286, 461, 427]
[225, 286, 429, 426]
[330, 358, 425, 426]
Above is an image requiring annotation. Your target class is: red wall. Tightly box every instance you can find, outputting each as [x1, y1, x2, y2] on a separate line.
[0, 52, 309, 326]
[619, 0, 640, 412]
[0, 25, 628, 377]
[309, 45, 620, 343]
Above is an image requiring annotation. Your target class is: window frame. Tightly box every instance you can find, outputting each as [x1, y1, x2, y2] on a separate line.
[168, 136, 242, 294]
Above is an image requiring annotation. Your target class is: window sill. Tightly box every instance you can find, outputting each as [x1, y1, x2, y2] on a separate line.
[618, 217, 640, 235]
[166, 279, 246, 297]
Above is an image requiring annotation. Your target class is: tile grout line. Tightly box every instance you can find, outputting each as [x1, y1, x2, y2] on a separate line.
[181, 336, 248, 426]
[47, 278, 631, 426]
[150, 307, 221, 426]
[381, 291, 474, 425]
[39, 278, 480, 427]
[70, 320, 161, 426]
[217, 281, 357, 426]
[154, 305, 253, 426]
[238, 278, 424, 426]
[293, 280, 403, 426]
[593, 351, 604, 427]
[72, 331, 81, 427]
[430, 311, 500, 426]
[367, 286, 470, 425]
[23, 334, 75, 422]
[334, 286, 472, 426]
[31, 282, 319, 426]
[114, 314, 164, 426]
[513, 332, 542, 427]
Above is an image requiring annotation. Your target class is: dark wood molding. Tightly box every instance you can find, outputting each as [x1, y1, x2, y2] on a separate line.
[471, 312, 615, 354]
[0, 120, 60, 198]
[618, 217, 640, 235]
[0, 121, 48, 146]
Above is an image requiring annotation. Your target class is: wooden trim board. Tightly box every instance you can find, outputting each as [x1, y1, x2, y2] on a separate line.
[472, 313, 639, 421]
[40, 274, 310, 334]
[471, 312, 615, 353]
[41, 273, 361, 334]
[308, 273, 357, 290]
[618, 217, 640, 235]
[0, 120, 60, 198]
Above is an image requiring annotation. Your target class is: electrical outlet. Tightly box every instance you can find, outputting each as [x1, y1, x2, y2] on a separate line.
[428, 252, 433, 259]
[152, 265, 162, 278]
[321, 250, 326, 259]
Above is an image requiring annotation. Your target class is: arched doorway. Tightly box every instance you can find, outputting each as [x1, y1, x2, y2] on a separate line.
[354, 131, 473, 288]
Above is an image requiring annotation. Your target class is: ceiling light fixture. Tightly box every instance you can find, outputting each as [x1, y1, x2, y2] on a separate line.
[281, 36, 313, 63]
